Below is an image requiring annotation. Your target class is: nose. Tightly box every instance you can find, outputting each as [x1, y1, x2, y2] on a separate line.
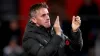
[46, 15, 50, 20]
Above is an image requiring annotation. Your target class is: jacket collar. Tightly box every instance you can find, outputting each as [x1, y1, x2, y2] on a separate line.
[27, 21, 52, 34]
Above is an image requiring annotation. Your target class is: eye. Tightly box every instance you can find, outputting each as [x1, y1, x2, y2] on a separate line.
[41, 13, 49, 17]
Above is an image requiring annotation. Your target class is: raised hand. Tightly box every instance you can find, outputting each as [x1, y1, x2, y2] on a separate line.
[72, 16, 81, 32]
[53, 16, 62, 35]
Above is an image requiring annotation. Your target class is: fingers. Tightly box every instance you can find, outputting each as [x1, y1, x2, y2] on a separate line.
[76, 16, 81, 24]
[54, 16, 60, 26]
[76, 16, 80, 20]
[56, 16, 59, 24]
[72, 16, 81, 24]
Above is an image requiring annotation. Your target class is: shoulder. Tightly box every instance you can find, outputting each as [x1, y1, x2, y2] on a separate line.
[23, 31, 40, 41]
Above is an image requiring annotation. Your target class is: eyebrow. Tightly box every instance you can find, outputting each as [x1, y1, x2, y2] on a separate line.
[41, 14, 46, 17]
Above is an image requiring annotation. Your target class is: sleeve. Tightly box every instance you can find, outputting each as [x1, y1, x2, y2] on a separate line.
[70, 29, 83, 51]
[22, 34, 62, 56]
[65, 29, 83, 52]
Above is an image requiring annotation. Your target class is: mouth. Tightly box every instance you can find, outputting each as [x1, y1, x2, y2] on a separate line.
[45, 21, 50, 23]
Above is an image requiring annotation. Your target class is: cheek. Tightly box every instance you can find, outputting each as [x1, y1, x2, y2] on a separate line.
[37, 18, 44, 24]
[41, 20, 45, 24]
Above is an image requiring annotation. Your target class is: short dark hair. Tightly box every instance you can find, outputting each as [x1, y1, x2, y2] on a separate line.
[29, 2, 48, 18]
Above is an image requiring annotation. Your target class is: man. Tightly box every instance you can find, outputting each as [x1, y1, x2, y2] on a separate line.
[22, 3, 83, 56]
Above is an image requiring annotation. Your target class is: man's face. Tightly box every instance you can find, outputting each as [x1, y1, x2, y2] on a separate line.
[33, 8, 51, 28]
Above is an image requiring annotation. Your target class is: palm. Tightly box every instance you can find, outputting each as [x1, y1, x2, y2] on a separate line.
[72, 21, 80, 31]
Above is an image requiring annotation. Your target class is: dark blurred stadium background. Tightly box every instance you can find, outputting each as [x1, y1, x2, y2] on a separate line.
[0, 0, 100, 56]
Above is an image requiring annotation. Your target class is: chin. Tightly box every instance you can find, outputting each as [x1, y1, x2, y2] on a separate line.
[45, 26, 50, 28]
[45, 25, 51, 28]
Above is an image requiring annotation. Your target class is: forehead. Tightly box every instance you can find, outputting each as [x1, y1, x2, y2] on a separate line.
[36, 8, 49, 15]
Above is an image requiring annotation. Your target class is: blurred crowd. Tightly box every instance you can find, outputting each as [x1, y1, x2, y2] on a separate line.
[0, 0, 100, 56]
[0, 19, 24, 56]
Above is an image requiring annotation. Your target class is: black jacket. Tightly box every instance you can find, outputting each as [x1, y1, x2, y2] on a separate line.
[22, 21, 83, 56]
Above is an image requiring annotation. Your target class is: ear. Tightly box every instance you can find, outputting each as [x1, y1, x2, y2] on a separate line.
[31, 18, 37, 23]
